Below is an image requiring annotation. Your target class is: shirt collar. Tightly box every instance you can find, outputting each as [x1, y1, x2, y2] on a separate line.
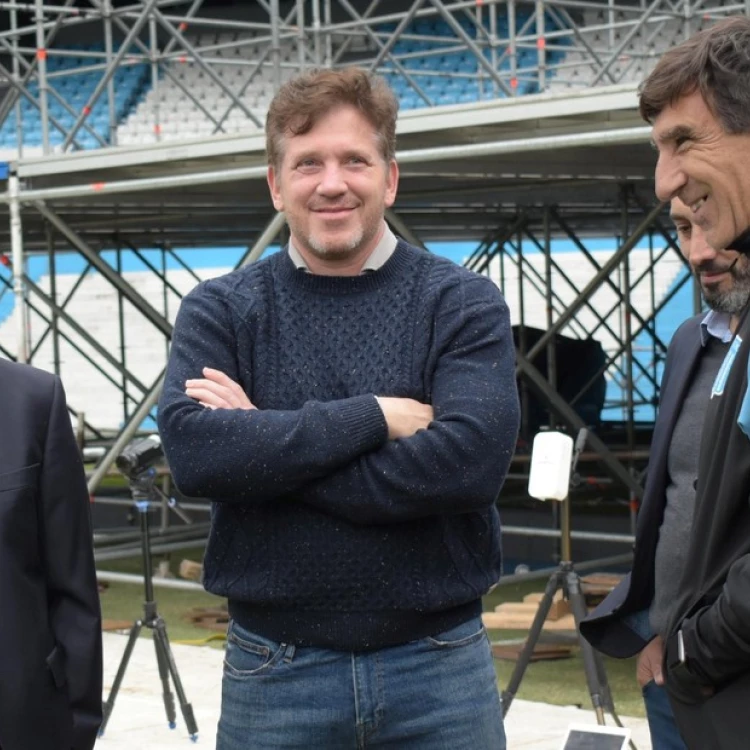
[287, 223, 398, 274]
[700, 309, 734, 346]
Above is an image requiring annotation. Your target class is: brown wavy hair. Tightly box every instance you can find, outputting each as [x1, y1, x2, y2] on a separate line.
[265, 67, 399, 169]
[639, 16, 750, 133]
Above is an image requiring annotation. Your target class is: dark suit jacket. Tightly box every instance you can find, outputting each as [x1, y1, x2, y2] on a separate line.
[579, 315, 704, 656]
[659, 306, 750, 749]
[0, 359, 102, 750]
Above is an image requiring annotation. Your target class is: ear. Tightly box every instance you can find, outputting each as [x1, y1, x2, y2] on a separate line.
[384, 159, 399, 208]
[267, 165, 284, 211]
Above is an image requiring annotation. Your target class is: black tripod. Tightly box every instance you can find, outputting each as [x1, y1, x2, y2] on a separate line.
[501, 429, 632, 743]
[99, 467, 199, 741]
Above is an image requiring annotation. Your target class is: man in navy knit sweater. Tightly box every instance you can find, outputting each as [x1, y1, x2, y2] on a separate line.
[158, 67, 519, 749]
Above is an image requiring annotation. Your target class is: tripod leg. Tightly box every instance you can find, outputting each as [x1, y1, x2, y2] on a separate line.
[564, 607, 638, 750]
[565, 569, 609, 725]
[583, 647, 634, 739]
[153, 616, 199, 741]
[592, 649, 619, 717]
[99, 620, 143, 737]
[502, 571, 562, 716]
[152, 623, 177, 729]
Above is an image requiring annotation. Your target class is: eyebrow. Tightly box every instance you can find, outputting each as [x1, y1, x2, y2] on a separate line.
[290, 148, 373, 162]
[654, 124, 698, 147]
[291, 149, 318, 161]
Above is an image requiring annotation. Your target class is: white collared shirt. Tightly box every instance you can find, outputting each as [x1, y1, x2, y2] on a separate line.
[701, 309, 734, 345]
[287, 223, 398, 274]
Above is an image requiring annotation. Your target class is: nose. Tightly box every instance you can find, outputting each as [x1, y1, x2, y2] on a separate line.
[654, 151, 687, 203]
[689, 225, 718, 268]
[316, 163, 347, 196]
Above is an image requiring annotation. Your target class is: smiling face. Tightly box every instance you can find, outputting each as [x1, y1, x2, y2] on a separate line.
[267, 104, 399, 276]
[653, 90, 750, 253]
[671, 196, 750, 326]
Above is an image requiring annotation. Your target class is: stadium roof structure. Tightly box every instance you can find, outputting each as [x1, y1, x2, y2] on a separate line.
[7, 82, 655, 247]
[0, 0, 740, 512]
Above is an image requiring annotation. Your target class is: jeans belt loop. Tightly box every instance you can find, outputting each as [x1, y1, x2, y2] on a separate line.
[283, 643, 296, 663]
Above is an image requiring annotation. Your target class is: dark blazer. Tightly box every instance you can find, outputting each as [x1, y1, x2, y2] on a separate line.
[0, 359, 102, 750]
[579, 315, 704, 656]
[660, 306, 750, 749]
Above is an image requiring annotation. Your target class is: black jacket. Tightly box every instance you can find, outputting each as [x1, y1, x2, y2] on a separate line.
[579, 315, 703, 656]
[0, 359, 102, 750]
[662, 307, 750, 748]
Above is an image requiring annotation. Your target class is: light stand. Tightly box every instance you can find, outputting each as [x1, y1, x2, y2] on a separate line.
[99, 439, 198, 742]
[502, 429, 631, 740]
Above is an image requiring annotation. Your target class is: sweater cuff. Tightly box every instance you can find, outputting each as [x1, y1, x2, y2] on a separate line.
[336, 394, 388, 453]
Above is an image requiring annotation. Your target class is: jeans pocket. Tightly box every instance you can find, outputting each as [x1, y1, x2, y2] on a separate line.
[223, 621, 287, 677]
[425, 617, 487, 650]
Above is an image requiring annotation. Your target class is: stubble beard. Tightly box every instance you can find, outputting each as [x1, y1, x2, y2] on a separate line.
[306, 226, 364, 259]
[702, 259, 750, 315]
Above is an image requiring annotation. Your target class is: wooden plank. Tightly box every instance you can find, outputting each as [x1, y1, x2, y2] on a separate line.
[493, 590, 571, 621]
[581, 573, 624, 594]
[482, 611, 579, 631]
[102, 618, 134, 632]
[492, 642, 574, 662]
[581, 573, 623, 587]
[493, 603, 539, 614]
[179, 558, 204, 582]
[581, 573, 624, 605]
[184, 606, 229, 632]
[522, 590, 571, 621]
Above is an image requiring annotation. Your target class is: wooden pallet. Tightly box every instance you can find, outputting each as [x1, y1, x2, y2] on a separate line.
[102, 619, 134, 632]
[581, 573, 624, 606]
[521, 590, 571, 620]
[184, 606, 229, 632]
[491, 642, 573, 662]
[483, 610, 578, 631]
[179, 558, 204, 582]
[483, 590, 577, 631]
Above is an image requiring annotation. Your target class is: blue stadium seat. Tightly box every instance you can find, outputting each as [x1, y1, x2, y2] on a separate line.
[383, 11, 571, 106]
[9, 47, 153, 148]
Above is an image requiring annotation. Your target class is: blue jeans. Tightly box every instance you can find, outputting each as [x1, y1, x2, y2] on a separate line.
[217, 616, 506, 749]
[642, 680, 687, 750]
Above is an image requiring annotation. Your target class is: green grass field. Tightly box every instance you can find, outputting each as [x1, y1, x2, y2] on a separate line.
[98, 549, 644, 718]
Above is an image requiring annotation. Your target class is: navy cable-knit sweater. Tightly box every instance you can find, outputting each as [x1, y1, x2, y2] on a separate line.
[158, 240, 519, 650]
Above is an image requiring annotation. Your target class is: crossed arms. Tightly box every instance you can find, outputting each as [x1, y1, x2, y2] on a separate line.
[158, 274, 520, 524]
[186, 367, 434, 441]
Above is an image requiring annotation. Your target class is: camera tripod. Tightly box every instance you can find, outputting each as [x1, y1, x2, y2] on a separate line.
[501, 430, 634, 746]
[99, 468, 199, 741]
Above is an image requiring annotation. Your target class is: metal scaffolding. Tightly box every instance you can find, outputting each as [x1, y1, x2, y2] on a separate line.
[0, 0, 736, 506]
